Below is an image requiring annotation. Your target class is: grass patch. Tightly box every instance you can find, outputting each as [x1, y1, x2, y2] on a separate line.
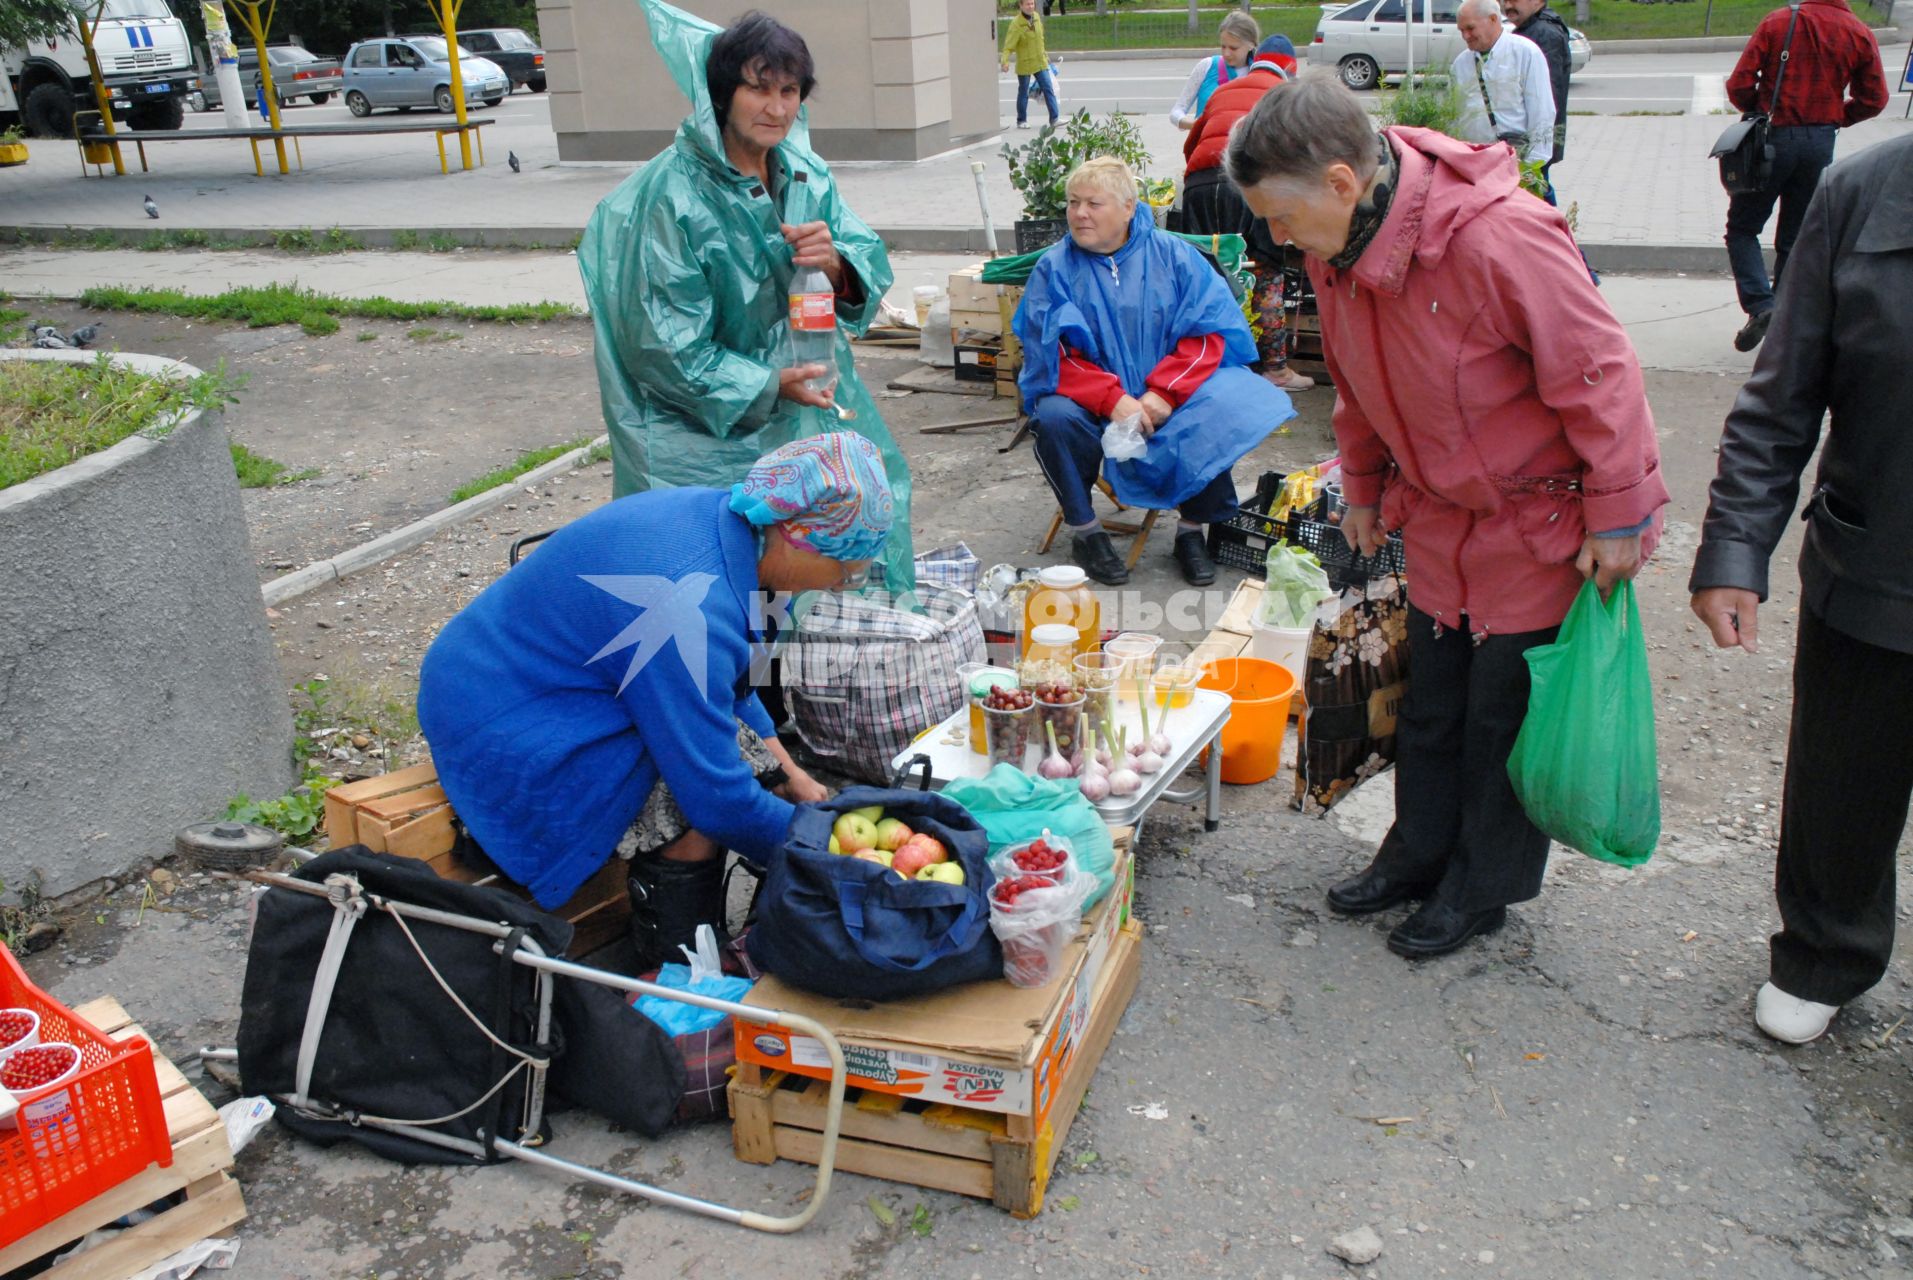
[0, 358, 239, 491]
[0, 305, 29, 345]
[231, 441, 318, 488]
[408, 326, 438, 341]
[392, 229, 422, 251]
[584, 438, 612, 466]
[78, 283, 580, 333]
[140, 227, 214, 251]
[425, 231, 460, 253]
[449, 438, 590, 505]
[272, 226, 366, 254]
[357, 330, 379, 342]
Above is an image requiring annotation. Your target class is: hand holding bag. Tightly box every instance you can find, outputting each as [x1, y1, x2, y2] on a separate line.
[745, 785, 1001, 1000]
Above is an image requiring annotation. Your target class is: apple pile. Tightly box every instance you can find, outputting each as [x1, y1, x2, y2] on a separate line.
[828, 805, 965, 886]
[1, 1043, 77, 1092]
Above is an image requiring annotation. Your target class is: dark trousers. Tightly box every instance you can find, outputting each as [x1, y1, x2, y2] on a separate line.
[1724, 124, 1837, 316]
[1371, 607, 1560, 914]
[1016, 69, 1058, 125]
[1029, 393, 1236, 528]
[1770, 607, 1913, 1004]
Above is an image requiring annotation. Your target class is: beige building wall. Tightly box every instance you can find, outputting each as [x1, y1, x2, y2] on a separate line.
[537, 0, 1002, 163]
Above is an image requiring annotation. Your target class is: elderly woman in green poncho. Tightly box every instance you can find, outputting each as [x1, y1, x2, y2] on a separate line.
[580, 1, 916, 594]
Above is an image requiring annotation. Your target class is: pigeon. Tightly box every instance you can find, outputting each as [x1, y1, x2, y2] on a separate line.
[67, 323, 101, 348]
[31, 325, 62, 342]
[143, 194, 159, 219]
[32, 332, 69, 349]
[508, 150, 520, 174]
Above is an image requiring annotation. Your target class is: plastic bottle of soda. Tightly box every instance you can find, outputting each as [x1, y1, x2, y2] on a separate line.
[787, 266, 838, 397]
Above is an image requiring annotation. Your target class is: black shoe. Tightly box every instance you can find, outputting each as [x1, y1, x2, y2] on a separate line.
[627, 853, 728, 971]
[1326, 866, 1437, 916]
[1733, 309, 1773, 352]
[1173, 528, 1216, 586]
[1386, 902, 1507, 959]
[1071, 530, 1129, 585]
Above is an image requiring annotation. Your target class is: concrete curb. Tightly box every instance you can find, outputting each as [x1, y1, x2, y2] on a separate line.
[259, 434, 609, 606]
[0, 224, 1739, 274]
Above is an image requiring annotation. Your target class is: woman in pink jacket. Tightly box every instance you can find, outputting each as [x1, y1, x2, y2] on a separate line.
[1227, 75, 1669, 959]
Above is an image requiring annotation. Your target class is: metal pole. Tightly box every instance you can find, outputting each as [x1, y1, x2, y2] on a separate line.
[77, 1, 125, 175]
[971, 158, 1000, 257]
[1704, 0, 1715, 37]
[435, 0, 473, 170]
[232, 1, 287, 174]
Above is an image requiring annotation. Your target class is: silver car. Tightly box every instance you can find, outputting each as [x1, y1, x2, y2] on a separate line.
[1307, 0, 1590, 92]
[339, 36, 508, 117]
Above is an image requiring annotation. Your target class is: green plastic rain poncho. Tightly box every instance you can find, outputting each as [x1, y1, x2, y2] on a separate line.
[579, 0, 915, 594]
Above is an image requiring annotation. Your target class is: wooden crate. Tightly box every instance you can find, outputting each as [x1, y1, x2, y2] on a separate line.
[0, 999, 245, 1280]
[729, 919, 1141, 1217]
[322, 763, 628, 957]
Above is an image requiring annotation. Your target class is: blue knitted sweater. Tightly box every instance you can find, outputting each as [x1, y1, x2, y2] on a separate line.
[417, 488, 794, 907]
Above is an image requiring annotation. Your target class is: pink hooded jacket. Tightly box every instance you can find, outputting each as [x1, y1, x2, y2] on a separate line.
[1312, 127, 1669, 635]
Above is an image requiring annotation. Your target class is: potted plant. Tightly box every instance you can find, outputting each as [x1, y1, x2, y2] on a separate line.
[0, 126, 27, 167]
[1002, 109, 1153, 253]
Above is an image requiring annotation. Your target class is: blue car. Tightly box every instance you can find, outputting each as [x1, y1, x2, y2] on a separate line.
[339, 36, 508, 116]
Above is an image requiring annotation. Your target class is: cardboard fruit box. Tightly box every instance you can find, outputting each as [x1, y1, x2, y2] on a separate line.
[733, 838, 1135, 1133]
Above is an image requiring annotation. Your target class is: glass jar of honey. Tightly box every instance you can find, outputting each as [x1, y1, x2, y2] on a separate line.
[1021, 565, 1099, 657]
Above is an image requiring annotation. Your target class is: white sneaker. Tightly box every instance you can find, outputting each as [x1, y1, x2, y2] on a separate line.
[1754, 982, 1839, 1045]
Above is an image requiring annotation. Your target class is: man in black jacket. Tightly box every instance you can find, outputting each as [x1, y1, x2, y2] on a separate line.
[1689, 133, 1913, 1046]
[1501, 0, 1571, 198]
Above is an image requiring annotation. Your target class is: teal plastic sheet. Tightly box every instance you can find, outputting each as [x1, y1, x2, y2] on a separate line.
[942, 764, 1117, 909]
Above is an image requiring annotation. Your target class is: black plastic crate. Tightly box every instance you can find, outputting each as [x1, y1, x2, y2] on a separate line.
[1208, 473, 1406, 585]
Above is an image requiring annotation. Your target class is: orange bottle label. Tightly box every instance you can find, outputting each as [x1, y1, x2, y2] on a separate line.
[789, 291, 835, 332]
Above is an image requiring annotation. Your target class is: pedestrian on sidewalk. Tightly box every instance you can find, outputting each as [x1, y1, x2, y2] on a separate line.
[1721, 0, 1886, 353]
[1229, 75, 1668, 960]
[1169, 10, 1259, 131]
[1012, 156, 1294, 588]
[1500, 0, 1571, 200]
[1001, 0, 1059, 130]
[1181, 35, 1311, 392]
[578, 2, 916, 596]
[1452, 0, 1556, 169]
[1689, 134, 1913, 1046]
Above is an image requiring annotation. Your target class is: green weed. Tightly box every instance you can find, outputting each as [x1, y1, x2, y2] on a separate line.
[230, 442, 317, 488]
[226, 769, 333, 844]
[449, 438, 590, 505]
[79, 283, 579, 330]
[356, 330, 379, 342]
[0, 305, 28, 345]
[425, 232, 459, 253]
[391, 229, 422, 250]
[408, 326, 437, 341]
[1, 358, 241, 490]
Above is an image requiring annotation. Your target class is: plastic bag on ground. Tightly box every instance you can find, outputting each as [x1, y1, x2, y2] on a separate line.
[635, 925, 755, 1036]
[1507, 580, 1661, 867]
[1259, 543, 1335, 628]
[988, 859, 1094, 988]
[1102, 412, 1148, 462]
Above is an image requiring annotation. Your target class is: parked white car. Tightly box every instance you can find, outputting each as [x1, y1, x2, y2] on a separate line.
[1307, 0, 1590, 92]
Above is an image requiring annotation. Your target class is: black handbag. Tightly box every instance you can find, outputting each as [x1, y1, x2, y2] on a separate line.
[1712, 1, 1801, 196]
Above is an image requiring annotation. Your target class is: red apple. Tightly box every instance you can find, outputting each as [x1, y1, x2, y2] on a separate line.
[891, 834, 949, 879]
[874, 818, 914, 852]
[832, 812, 879, 854]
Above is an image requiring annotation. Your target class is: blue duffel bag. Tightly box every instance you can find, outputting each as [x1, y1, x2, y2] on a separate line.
[745, 779, 1001, 1001]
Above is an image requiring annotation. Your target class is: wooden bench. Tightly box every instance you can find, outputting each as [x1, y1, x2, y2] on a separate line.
[76, 117, 493, 177]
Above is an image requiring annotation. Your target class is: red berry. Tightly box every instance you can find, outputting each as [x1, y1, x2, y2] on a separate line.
[0, 1011, 33, 1050]
[0, 1044, 76, 1090]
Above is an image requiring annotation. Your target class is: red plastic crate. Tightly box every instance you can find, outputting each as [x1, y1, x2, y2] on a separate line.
[0, 944, 173, 1248]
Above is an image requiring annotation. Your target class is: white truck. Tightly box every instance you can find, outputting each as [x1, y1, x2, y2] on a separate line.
[1, 0, 199, 137]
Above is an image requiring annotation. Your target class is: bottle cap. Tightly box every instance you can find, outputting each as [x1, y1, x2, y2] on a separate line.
[1037, 565, 1088, 589]
[1030, 624, 1079, 647]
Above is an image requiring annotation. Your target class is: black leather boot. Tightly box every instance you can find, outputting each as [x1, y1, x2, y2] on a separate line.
[1071, 529, 1130, 586]
[627, 853, 728, 971]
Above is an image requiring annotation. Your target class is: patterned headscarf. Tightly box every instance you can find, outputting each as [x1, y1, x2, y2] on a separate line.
[728, 432, 894, 562]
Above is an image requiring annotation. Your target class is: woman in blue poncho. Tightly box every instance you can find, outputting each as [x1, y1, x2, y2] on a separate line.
[1013, 156, 1295, 586]
[417, 433, 891, 968]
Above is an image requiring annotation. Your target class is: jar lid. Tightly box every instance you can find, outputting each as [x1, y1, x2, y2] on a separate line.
[1030, 623, 1079, 646]
[1037, 565, 1088, 589]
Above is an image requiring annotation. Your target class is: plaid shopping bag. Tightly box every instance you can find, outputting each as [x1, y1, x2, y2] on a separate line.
[1293, 585, 1410, 814]
[781, 582, 985, 784]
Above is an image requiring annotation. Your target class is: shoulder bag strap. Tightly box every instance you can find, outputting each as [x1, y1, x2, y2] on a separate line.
[1474, 50, 1501, 134]
[1767, 1, 1804, 120]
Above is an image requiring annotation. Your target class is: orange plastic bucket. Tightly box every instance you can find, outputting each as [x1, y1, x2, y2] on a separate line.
[1198, 656, 1296, 785]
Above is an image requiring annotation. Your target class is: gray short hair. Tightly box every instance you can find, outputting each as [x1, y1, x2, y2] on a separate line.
[1457, 0, 1502, 20]
[1218, 10, 1260, 46]
[1225, 72, 1379, 193]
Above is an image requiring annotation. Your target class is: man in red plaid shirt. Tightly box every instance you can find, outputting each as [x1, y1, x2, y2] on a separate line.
[1723, 0, 1887, 352]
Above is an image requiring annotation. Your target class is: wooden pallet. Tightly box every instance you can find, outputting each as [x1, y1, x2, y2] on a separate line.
[0, 999, 245, 1279]
[728, 919, 1142, 1217]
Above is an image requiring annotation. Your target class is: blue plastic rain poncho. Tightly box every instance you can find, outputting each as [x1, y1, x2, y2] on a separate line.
[578, 0, 915, 594]
[1013, 202, 1295, 510]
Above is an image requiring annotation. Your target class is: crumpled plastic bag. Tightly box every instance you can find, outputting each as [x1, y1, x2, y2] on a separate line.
[1258, 543, 1335, 629]
[1102, 411, 1148, 462]
[634, 924, 755, 1036]
[987, 859, 1095, 988]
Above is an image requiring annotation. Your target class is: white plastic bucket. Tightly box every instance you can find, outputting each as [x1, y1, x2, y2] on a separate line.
[1249, 619, 1311, 714]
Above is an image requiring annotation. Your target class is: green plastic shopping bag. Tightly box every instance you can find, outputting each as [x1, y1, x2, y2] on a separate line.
[1506, 580, 1660, 866]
